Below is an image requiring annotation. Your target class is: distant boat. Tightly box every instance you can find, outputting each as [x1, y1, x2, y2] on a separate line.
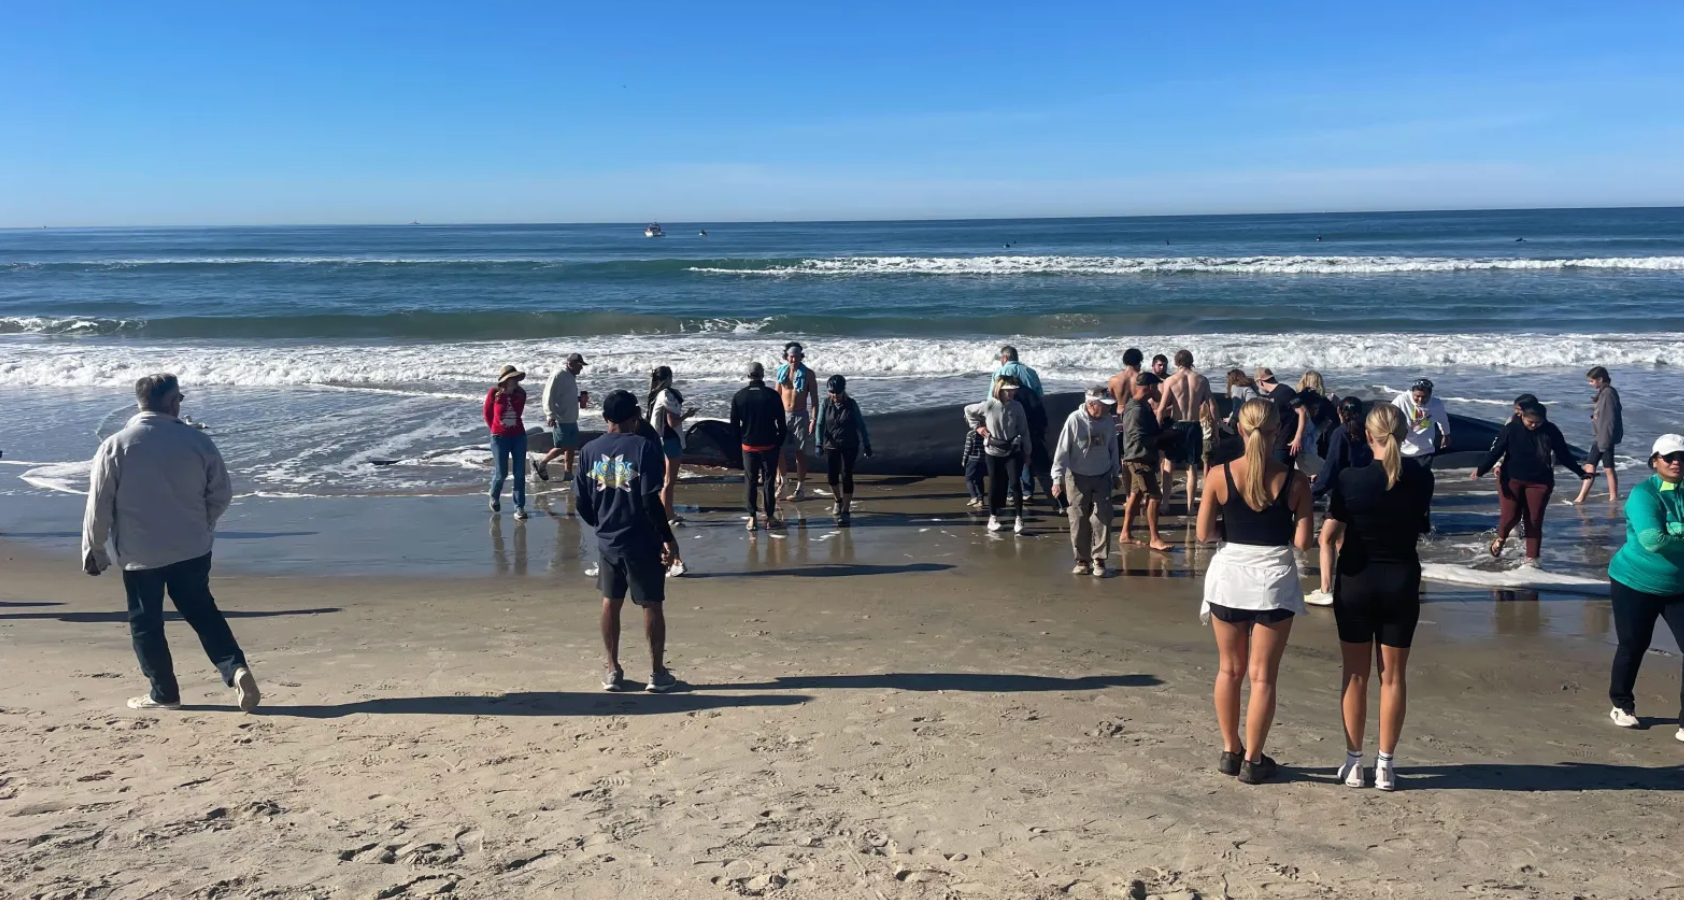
[645, 223, 665, 238]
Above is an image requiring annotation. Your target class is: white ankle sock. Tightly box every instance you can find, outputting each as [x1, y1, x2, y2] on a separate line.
[1377, 751, 1395, 765]
[1346, 750, 1363, 763]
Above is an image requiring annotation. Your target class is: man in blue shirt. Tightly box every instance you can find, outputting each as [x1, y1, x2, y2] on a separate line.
[574, 390, 681, 693]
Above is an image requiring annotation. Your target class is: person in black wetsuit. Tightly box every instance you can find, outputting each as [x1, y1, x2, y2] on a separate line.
[1312, 396, 1373, 501]
[1472, 401, 1592, 562]
[1254, 367, 1305, 467]
[814, 375, 873, 526]
[1318, 403, 1432, 791]
[731, 362, 789, 532]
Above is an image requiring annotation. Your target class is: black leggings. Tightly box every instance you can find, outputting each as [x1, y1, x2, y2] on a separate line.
[743, 448, 778, 518]
[1609, 578, 1684, 719]
[986, 454, 1024, 517]
[826, 446, 858, 495]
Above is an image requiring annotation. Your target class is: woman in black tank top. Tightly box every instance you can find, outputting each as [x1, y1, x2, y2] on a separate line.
[1195, 398, 1315, 785]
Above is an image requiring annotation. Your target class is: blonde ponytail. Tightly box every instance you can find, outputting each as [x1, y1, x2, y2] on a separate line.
[1366, 403, 1407, 489]
[1236, 398, 1280, 511]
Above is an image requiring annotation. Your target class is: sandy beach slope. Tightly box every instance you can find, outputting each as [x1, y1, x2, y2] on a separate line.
[2, 479, 1682, 900]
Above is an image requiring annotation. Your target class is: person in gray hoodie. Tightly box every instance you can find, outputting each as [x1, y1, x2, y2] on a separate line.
[81, 374, 260, 713]
[1051, 386, 1121, 575]
[1574, 365, 1625, 504]
[964, 375, 1031, 534]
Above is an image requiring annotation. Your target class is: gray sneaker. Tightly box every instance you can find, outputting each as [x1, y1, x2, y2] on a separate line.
[645, 670, 678, 693]
[602, 668, 626, 692]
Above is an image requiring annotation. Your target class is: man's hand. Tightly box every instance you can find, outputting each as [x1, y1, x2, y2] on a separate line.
[1051, 483, 1063, 499]
[82, 551, 105, 577]
[863, 446, 873, 459]
[1469, 470, 1481, 480]
[977, 427, 989, 438]
[546, 417, 556, 428]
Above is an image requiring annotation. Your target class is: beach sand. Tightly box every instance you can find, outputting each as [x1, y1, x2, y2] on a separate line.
[2, 475, 1682, 899]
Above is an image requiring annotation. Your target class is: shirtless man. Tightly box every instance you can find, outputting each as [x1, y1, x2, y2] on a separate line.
[1108, 348, 1145, 409]
[776, 342, 820, 501]
[1158, 349, 1216, 511]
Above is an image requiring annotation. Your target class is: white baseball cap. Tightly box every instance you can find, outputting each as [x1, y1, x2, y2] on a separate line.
[1652, 434, 1684, 460]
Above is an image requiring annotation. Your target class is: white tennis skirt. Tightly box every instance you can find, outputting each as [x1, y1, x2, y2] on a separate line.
[1201, 542, 1306, 624]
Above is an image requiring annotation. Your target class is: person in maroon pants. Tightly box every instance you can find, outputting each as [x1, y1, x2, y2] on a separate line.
[1471, 401, 1593, 562]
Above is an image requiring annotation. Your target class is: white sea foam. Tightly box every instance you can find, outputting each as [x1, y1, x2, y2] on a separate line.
[1420, 562, 1610, 596]
[688, 255, 1684, 277]
[3, 331, 1682, 389]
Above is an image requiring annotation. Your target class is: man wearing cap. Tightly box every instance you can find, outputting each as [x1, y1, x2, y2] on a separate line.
[534, 352, 589, 483]
[573, 390, 681, 693]
[776, 342, 820, 501]
[1051, 386, 1121, 575]
[82, 373, 261, 713]
[732, 362, 789, 530]
[1120, 372, 1173, 551]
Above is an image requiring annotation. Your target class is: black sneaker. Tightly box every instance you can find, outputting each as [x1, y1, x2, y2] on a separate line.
[1218, 747, 1245, 777]
[1237, 755, 1279, 785]
[601, 668, 625, 692]
[532, 459, 550, 482]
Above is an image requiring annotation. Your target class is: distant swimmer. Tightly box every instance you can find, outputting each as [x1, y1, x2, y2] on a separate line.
[700, 230, 708, 237]
[1516, 238, 1526, 242]
[1316, 235, 1323, 242]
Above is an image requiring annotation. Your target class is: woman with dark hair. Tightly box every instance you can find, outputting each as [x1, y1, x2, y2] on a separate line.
[1472, 401, 1592, 562]
[814, 375, 873, 526]
[646, 366, 691, 526]
[1604, 434, 1684, 739]
[484, 365, 530, 520]
[1197, 398, 1315, 785]
[1305, 396, 1375, 606]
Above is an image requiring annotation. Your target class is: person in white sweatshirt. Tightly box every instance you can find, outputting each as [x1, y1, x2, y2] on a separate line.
[1051, 386, 1121, 575]
[1391, 378, 1451, 532]
[81, 374, 259, 713]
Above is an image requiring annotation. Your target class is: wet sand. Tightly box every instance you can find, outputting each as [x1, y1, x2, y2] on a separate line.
[2, 475, 1682, 899]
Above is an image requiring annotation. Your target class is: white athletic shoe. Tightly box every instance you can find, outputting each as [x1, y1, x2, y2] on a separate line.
[126, 696, 182, 711]
[1374, 758, 1397, 792]
[667, 559, 687, 578]
[1676, 726, 1683, 744]
[1609, 706, 1640, 728]
[1337, 757, 1365, 788]
[1305, 589, 1334, 607]
[1072, 562, 1092, 575]
[1090, 562, 1107, 578]
[1013, 517, 1025, 535]
[513, 508, 529, 521]
[234, 666, 260, 713]
[987, 515, 1003, 533]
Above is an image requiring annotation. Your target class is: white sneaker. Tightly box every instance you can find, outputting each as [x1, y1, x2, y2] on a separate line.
[1609, 706, 1640, 728]
[1072, 562, 1092, 575]
[1375, 758, 1397, 792]
[987, 515, 1003, 533]
[513, 508, 529, 521]
[127, 696, 182, 711]
[1013, 517, 1025, 534]
[1337, 757, 1365, 788]
[234, 666, 260, 713]
[1305, 589, 1333, 607]
[1089, 562, 1107, 578]
[667, 559, 687, 578]
[1676, 727, 1683, 744]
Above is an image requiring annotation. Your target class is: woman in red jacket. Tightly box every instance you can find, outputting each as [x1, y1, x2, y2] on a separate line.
[484, 365, 529, 520]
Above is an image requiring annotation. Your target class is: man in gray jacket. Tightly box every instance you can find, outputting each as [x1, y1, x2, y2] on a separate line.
[1051, 386, 1120, 575]
[82, 374, 260, 713]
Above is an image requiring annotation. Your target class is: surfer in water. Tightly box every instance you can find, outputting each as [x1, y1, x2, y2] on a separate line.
[1472, 401, 1592, 563]
[1319, 404, 1432, 791]
[776, 343, 819, 501]
[1604, 434, 1684, 740]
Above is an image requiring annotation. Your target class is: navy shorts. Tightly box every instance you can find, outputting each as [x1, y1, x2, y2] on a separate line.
[599, 551, 666, 606]
[662, 436, 683, 460]
[552, 422, 581, 451]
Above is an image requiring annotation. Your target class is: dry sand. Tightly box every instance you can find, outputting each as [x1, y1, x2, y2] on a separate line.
[2, 477, 1682, 900]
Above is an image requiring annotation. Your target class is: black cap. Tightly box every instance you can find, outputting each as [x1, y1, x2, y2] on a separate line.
[601, 389, 639, 424]
[827, 374, 846, 393]
[567, 352, 587, 366]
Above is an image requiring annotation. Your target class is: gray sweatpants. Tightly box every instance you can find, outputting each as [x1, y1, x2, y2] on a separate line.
[1064, 471, 1114, 562]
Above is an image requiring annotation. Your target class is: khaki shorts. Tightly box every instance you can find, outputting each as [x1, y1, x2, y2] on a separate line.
[1121, 461, 1162, 499]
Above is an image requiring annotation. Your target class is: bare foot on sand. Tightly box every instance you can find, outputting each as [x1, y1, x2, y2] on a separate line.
[1147, 539, 1174, 552]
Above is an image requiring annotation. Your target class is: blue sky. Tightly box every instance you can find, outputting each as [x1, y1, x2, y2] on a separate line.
[3, 1, 1681, 225]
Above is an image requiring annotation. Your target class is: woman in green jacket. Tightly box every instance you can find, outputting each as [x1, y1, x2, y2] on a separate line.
[1606, 434, 1684, 743]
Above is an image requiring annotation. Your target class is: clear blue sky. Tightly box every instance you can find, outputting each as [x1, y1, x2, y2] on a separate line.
[3, 2, 1681, 226]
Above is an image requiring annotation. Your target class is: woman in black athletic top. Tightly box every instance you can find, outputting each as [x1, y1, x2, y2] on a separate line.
[1197, 398, 1315, 785]
[1318, 403, 1432, 792]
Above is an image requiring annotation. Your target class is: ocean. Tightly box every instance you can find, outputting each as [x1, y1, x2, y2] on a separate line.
[3, 207, 1683, 581]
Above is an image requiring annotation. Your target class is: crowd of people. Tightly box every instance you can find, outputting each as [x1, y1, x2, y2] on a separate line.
[75, 348, 1684, 791]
